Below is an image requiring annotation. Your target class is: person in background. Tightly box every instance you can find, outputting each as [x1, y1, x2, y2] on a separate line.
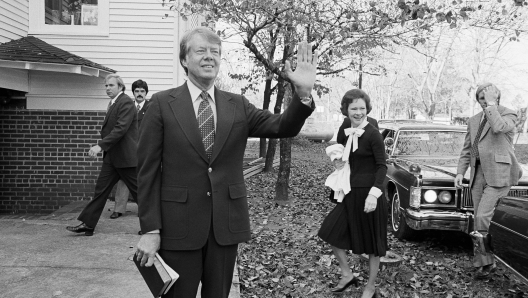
[110, 79, 151, 219]
[318, 89, 387, 298]
[455, 83, 522, 279]
[66, 74, 138, 235]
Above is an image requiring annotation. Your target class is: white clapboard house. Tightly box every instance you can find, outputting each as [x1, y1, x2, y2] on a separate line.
[0, 0, 198, 110]
[0, 0, 201, 214]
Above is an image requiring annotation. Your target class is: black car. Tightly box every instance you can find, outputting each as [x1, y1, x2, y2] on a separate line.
[381, 123, 528, 240]
[489, 194, 528, 284]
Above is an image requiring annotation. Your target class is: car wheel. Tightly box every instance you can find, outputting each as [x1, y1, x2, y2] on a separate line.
[390, 191, 417, 240]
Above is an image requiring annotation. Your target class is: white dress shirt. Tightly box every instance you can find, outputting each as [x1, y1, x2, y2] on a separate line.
[136, 100, 146, 111]
[110, 91, 124, 105]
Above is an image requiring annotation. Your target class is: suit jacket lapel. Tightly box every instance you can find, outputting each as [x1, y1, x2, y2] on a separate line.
[138, 101, 149, 121]
[168, 83, 209, 162]
[470, 112, 482, 143]
[210, 89, 235, 163]
[479, 119, 491, 142]
[103, 93, 122, 126]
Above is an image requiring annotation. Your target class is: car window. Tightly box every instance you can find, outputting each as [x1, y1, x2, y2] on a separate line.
[394, 131, 466, 156]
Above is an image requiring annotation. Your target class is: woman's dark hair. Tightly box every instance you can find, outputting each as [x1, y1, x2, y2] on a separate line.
[340, 89, 372, 116]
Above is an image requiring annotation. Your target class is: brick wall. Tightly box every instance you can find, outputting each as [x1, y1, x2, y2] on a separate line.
[0, 108, 106, 214]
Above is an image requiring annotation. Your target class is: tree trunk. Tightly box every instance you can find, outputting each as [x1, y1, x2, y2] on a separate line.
[264, 75, 286, 172]
[275, 84, 293, 201]
[358, 58, 363, 89]
[260, 71, 274, 157]
[275, 137, 292, 201]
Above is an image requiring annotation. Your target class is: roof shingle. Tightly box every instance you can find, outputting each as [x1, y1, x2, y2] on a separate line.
[0, 36, 115, 73]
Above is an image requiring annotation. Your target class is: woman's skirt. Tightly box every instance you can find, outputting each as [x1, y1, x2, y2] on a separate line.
[318, 187, 388, 257]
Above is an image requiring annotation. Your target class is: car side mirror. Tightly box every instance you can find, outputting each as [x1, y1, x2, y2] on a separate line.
[384, 137, 394, 147]
[384, 137, 394, 155]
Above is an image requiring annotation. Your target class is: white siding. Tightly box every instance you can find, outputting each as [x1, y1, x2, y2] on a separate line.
[27, 71, 108, 110]
[0, 67, 28, 92]
[34, 0, 191, 104]
[0, 0, 29, 43]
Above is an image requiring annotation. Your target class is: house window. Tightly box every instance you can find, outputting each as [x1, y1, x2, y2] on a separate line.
[29, 0, 109, 36]
[45, 0, 99, 26]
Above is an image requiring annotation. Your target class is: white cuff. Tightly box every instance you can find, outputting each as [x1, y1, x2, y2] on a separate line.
[368, 187, 382, 198]
[146, 230, 160, 234]
[299, 95, 313, 106]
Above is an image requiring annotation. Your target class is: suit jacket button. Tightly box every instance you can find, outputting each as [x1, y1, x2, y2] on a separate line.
[208, 168, 212, 173]
[207, 192, 211, 196]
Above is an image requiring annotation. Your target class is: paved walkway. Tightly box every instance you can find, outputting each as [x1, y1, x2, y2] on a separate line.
[0, 201, 240, 298]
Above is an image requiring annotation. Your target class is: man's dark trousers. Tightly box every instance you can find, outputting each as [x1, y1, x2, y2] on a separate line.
[78, 162, 137, 228]
[160, 221, 237, 298]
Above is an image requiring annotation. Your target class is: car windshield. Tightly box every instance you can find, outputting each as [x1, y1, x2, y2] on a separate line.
[394, 130, 466, 156]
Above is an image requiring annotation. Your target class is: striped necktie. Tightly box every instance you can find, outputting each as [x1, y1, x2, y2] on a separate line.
[197, 91, 215, 159]
[471, 117, 487, 160]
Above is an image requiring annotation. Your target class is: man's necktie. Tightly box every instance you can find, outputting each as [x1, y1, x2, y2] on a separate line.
[471, 117, 487, 160]
[197, 91, 215, 159]
[106, 99, 113, 112]
[137, 103, 140, 113]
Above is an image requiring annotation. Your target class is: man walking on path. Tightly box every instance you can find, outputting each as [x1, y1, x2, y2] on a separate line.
[455, 82, 523, 279]
[134, 27, 318, 298]
[66, 74, 138, 236]
[111, 79, 151, 219]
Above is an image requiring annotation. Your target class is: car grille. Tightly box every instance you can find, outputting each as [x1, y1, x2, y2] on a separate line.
[508, 188, 528, 197]
[461, 187, 528, 208]
[461, 187, 473, 208]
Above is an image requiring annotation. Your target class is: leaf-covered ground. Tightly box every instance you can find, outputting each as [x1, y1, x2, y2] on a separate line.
[238, 141, 528, 298]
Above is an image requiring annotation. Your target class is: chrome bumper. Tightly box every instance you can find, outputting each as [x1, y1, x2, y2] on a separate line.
[404, 209, 472, 233]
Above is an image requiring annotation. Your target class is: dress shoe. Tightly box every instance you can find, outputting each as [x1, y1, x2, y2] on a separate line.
[361, 286, 379, 298]
[66, 223, 94, 236]
[475, 263, 496, 279]
[330, 276, 359, 293]
[110, 212, 122, 219]
[138, 231, 143, 235]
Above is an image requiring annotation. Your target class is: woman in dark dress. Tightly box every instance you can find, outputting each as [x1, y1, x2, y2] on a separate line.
[318, 89, 388, 298]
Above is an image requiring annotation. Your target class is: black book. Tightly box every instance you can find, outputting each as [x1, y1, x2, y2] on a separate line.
[133, 253, 179, 297]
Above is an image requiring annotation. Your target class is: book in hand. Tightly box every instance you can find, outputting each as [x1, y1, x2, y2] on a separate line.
[133, 253, 179, 298]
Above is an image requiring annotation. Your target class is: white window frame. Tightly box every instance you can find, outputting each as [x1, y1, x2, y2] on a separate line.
[29, 1, 109, 36]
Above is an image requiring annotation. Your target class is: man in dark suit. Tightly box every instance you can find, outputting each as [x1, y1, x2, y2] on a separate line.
[134, 27, 318, 298]
[66, 74, 138, 236]
[455, 83, 522, 279]
[110, 79, 151, 219]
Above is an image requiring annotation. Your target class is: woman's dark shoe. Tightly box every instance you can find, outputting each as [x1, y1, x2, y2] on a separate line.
[66, 223, 94, 236]
[330, 276, 359, 293]
[475, 263, 496, 279]
[110, 212, 122, 219]
[361, 287, 380, 298]
[361, 286, 379, 298]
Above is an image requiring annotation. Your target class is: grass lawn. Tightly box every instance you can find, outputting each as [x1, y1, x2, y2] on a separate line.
[238, 141, 528, 298]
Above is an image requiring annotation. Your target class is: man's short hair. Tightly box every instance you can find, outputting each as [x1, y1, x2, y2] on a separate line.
[105, 74, 125, 92]
[179, 27, 222, 75]
[132, 79, 149, 94]
[340, 89, 373, 116]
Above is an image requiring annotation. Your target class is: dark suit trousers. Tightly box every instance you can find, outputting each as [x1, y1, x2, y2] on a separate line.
[160, 226, 238, 298]
[78, 161, 137, 228]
